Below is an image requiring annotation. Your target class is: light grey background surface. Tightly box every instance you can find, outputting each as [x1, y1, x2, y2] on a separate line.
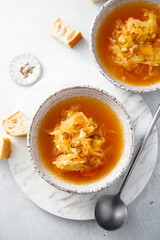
[0, 0, 160, 239]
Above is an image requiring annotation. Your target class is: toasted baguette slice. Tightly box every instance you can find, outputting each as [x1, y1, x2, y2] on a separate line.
[0, 138, 12, 159]
[3, 111, 29, 137]
[90, 0, 105, 2]
[50, 18, 82, 48]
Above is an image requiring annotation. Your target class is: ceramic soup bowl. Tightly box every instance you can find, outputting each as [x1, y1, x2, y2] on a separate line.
[90, 0, 160, 92]
[27, 86, 134, 194]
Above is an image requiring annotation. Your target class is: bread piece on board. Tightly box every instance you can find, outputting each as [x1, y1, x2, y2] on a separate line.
[90, 0, 105, 2]
[50, 18, 82, 48]
[0, 138, 12, 159]
[3, 111, 29, 137]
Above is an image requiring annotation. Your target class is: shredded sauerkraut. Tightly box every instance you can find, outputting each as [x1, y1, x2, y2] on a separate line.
[109, 9, 160, 77]
[49, 107, 105, 172]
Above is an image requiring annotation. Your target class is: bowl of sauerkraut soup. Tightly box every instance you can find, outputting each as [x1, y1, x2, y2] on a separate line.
[27, 86, 134, 194]
[90, 0, 160, 92]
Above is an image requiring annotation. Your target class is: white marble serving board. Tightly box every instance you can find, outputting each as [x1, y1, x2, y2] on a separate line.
[8, 67, 158, 220]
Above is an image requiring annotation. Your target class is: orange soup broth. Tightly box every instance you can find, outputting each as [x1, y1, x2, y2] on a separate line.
[37, 97, 124, 184]
[96, 1, 160, 86]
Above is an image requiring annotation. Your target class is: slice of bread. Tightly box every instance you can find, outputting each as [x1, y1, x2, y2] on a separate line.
[50, 18, 82, 48]
[90, 0, 105, 2]
[0, 138, 12, 159]
[3, 111, 29, 137]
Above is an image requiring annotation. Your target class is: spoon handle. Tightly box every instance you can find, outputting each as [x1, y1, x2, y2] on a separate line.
[118, 104, 160, 196]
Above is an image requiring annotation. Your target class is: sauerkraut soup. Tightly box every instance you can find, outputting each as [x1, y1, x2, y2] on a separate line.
[37, 97, 124, 184]
[96, 1, 160, 86]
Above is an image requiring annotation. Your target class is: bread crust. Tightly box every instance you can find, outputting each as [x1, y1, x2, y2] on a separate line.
[68, 32, 83, 48]
[0, 138, 12, 159]
[3, 111, 20, 126]
[90, 0, 104, 2]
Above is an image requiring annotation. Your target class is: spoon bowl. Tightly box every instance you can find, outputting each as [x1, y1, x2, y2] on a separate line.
[95, 195, 127, 231]
[95, 105, 160, 231]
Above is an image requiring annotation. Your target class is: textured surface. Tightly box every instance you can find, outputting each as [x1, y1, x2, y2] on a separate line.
[0, 0, 160, 239]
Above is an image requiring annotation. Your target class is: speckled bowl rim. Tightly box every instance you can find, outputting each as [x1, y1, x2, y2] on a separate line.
[90, 0, 160, 93]
[27, 86, 134, 194]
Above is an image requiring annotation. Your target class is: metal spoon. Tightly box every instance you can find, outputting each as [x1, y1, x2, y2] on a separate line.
[95, 104, 160, 231]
